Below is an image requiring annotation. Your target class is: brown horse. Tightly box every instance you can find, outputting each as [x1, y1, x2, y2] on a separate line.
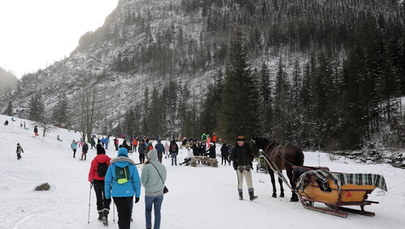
[251, 136, 304, 202]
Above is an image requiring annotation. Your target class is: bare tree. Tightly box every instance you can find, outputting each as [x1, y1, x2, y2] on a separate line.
[34, 114, 56, 137]
[70, 74, 102, 142]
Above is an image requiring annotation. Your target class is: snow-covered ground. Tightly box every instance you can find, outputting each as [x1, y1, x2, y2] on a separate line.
[0, 114, 404, 229]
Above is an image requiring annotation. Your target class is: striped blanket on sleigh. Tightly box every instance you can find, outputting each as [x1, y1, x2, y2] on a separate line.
[297, 169, 387, 192]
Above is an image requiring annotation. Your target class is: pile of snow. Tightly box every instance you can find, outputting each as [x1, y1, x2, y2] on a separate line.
[0, 115, 404, 229]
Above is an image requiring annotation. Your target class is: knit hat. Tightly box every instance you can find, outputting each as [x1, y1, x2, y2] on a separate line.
[147, 149, 158, 161]
[96, 144, 106, 155]
[118, 147, 128, 156]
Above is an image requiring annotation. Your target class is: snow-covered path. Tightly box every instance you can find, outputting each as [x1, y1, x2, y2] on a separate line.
[0, 115, 404, 229]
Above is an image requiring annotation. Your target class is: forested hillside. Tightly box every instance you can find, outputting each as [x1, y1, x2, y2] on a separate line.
[0, 67, 17, 96]
[1, 0, 404, 151]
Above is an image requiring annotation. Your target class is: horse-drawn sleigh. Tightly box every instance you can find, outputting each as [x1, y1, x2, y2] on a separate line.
[294, 167, 387, 217]
[250, 136, 387, 217]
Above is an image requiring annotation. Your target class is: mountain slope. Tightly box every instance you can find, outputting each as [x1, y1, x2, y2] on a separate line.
[0, 0, 404, 137]
[0, 114, 404, 228]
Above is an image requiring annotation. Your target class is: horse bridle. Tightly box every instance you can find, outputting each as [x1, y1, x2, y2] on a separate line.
[258, 139, 297, 166]
[263, 140, 276, 155]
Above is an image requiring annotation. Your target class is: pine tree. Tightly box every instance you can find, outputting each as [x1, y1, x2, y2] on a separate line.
[29, 94, 45, 122]
[147, 87, 164, 136]
[52, 94, 69, 126]
[199, 71, 224, 135]
[272, 59, 291, 144]
[218, 27, 260, 142]
[4, 101, 13, 116]
[162, 81, 178, 138]
[259, 62, 273, 136]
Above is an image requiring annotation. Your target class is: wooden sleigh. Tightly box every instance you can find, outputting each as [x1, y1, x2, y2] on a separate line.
[294, 166, 387, 218]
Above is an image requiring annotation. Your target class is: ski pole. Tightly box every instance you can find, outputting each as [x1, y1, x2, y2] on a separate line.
[87, 183, 93, 224]
[112, 198, 116, 222]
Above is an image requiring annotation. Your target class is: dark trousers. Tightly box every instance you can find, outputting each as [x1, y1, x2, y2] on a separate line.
[72, 149, 76, 158]
[221, 155, 229, 165]
[81, 152, 87, 160]
[113, 196, 133, 229]
[139, 153, 145, 164]
[93, 180, 110, 211]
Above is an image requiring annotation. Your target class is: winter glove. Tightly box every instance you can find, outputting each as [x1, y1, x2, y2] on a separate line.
[135, 197, 140, 203]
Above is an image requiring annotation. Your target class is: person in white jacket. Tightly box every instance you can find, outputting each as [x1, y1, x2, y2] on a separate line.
[179, 147, 195, 166]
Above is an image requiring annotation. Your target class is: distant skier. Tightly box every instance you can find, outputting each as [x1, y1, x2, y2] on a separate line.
[104, 137, 110, 150]
[138, 139, 147, 164]
[90, 137, 96, 149]
[221, 143, 231, 166]
[80, 142, 89, 161]
[114, 137, 119, 151]
[71, 140, 78, 158]
[169, 140, 179, 166]
[16, 143, 24, 160]
[34, 125, 39, 136]
[57, 135, 62, 142]
[154, 139, 164, 163]
[164, 142, 169, 159]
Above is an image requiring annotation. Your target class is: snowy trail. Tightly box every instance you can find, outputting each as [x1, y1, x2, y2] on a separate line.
[0, 115, 404, 229]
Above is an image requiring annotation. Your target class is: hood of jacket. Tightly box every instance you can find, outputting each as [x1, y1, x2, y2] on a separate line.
[95, 154, 110, 163]
[111, 156, 135, 168]
[147, 149, 158, 161]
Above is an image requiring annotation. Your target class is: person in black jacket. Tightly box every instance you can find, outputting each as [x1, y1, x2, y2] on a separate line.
[16, 143, 24, 160]
[169, 140, 179, 166]
[207, 143, 216, 159]
[229, 136, 258, 201]
[138, 139, 147, 164]
[80, 142, 89, 161]
[221, 143, 230, 165]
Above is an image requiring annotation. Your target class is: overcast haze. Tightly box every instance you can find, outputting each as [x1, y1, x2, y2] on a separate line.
[0, 0, 119, 78]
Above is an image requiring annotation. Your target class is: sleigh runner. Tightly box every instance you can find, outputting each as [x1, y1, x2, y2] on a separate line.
[295, 167, 387, 217]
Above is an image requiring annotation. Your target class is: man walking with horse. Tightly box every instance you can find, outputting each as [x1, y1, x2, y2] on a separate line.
[230, 136, 258, 201]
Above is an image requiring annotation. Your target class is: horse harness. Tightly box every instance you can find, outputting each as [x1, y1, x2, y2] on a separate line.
[258, 141, 296, 192]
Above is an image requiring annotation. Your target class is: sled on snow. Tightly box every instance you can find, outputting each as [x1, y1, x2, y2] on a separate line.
[190, 156, 218, 167]
[256, 155, 268, 173]
[294, 166, 387, 218]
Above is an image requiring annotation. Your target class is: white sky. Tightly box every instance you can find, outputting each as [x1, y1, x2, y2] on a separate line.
[0, 0, 119, 78]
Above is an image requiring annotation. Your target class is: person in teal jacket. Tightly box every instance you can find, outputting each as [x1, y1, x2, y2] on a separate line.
[142, 149, 167, 229]
[105, 148, 141, 229]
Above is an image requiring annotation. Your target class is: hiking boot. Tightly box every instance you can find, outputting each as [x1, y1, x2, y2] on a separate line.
[97, 211, 103, 221]
[249, 190, 258, 201]
[102, 216, 108, 226]
[238, 189, 243, 200]
[102, 208, 109, 226]
[102, 208, 109, 218]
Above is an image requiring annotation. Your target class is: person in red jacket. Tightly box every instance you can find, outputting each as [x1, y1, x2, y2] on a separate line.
[88, 144, 111, 225]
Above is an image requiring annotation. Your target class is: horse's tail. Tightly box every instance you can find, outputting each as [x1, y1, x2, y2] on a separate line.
[295, 148, 305, 166]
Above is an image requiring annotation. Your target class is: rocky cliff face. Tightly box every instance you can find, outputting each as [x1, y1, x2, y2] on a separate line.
[1, 0, 403, 135]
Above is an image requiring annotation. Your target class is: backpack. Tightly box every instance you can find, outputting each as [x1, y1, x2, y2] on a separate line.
[97, 162, 108, 177]
[171, 144, 177, 152]
[115, 165, 131, 184]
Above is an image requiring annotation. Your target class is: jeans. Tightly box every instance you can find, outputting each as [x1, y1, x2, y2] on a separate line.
[171, 153, 177, 165]
[145, 195, 164, 229]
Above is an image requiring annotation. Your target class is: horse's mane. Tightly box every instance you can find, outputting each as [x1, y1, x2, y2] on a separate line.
[254, 136, 278, 148]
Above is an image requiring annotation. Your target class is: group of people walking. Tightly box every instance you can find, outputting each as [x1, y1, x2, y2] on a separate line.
[88, 142, 167, 229]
